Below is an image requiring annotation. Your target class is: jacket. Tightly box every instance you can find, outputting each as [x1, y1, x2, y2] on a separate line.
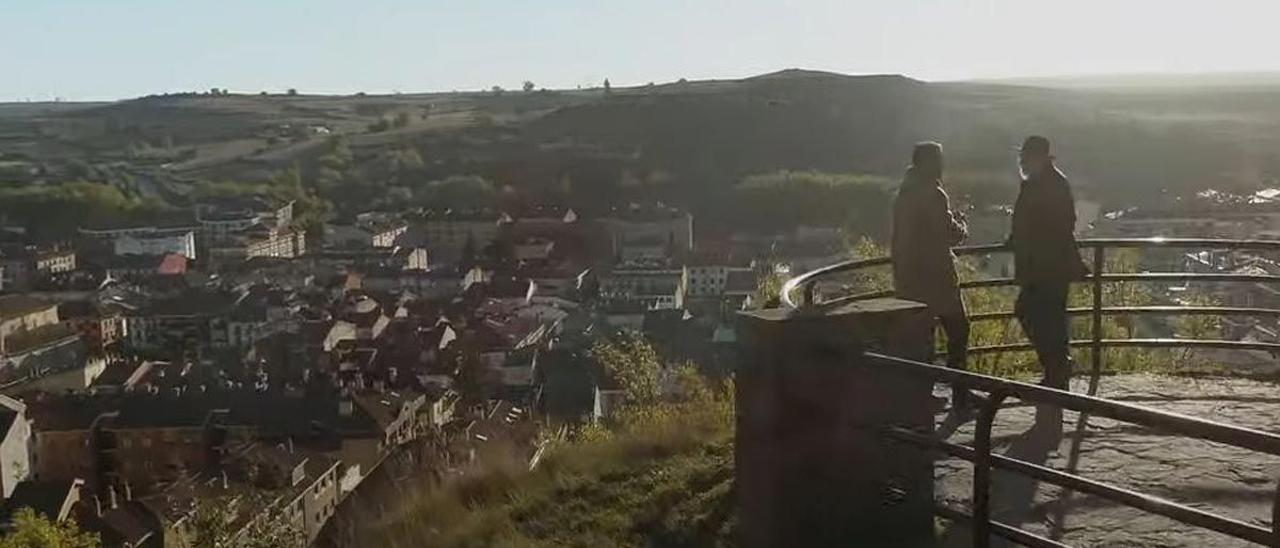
[891, 167, 967, 314]
[1009, 165, 1089, 284]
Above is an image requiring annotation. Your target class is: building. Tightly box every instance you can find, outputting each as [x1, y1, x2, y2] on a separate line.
[0, 295, 60, 355]
[124, 289, 237, 351]
[0, 395, 32, 499]
[209, 226, 306, 262]
[60, 301, 127, 354]
[195, 197, 294, 243]
[105, 253, 189, 281]
[0, 245, 76, 290]
[604, 206, 694, 258]
[600, 265, 687, 309]
[683, 255, 754, 298]
[414, 209, 501, 257]
[325, 215, 410, 249]
[112, 230, 197, 260]
[34, 248, 76, 274]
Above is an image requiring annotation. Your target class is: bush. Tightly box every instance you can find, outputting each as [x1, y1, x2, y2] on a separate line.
[0, 508, 99, 548]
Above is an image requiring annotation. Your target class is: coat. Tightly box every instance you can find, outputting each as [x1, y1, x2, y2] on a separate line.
[891, 168, 967, 314]
[1009, 165, 1089, 284]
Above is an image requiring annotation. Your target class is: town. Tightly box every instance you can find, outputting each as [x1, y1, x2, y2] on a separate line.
[0, 191, 767, 546]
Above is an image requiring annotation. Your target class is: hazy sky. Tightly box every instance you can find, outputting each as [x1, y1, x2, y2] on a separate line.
[5, 0, 1280, 101]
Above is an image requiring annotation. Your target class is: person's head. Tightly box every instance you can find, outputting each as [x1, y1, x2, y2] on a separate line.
[911, 141, 944, 180]
[1018, 135, 1053, 177]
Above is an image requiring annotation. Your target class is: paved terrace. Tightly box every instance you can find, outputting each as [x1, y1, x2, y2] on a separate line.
[936, 374, 1280, 548]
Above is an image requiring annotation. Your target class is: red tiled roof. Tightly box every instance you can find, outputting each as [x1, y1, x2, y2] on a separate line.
[156, 253, 188, 275]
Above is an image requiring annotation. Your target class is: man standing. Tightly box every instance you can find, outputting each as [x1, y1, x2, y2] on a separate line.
[892, 142, 971, 409]
[1009, 136, 1089, 392]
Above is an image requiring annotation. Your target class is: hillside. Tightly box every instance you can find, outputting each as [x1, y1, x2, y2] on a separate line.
[3, 70, 1280, 224]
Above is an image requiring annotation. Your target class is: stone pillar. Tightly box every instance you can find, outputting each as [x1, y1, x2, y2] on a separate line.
[736, 298, 936, 548]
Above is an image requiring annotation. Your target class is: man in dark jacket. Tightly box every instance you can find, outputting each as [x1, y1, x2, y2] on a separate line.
[1009, 136, 1089, 391]
[892, 142, 971, 408]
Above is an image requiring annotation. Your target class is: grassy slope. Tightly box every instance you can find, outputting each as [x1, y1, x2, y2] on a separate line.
[351, 402, 737, 548]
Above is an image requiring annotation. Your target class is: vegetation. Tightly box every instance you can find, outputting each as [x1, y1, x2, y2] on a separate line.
[178, 498, 304, 548]
[0, 181, 171, 240]
[0, 509, 99, 548]
[413, 174, 498, 210]
[346, 337, 735, 548]
[191, 167, 332, 235]
[733, 171, 893, 237]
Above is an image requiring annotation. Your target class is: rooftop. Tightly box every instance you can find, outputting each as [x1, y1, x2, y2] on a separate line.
[0, 295, 55, 322]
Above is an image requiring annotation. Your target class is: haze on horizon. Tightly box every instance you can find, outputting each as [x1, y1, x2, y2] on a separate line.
[6, 0, 1280, 102]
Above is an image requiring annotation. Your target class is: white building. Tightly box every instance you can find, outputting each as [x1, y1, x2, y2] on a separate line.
[0, 395, 32, 498]
[113, 230, 198, 259]
[684, 263, 755, 297]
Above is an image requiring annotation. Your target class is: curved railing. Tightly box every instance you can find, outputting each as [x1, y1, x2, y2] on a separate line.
[782, 237, 1280, 379]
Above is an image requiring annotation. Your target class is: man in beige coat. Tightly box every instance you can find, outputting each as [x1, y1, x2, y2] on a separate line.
[892, 142, 971, 408]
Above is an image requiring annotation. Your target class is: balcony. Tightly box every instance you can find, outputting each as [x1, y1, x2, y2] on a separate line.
[739, 238, 1280, 548]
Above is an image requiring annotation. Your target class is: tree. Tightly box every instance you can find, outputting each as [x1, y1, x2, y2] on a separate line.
[0, 508, 99, 548]
[735, 170, 893, 237]
[603, 78, 612, 94]
[181, 498, 303, 548]
[522, 80, 536, 93]
[414, 175, 497, 210]
[286, 88, 298, 96]
[491, 85, 504, 95]
[591, 332, 661, 408]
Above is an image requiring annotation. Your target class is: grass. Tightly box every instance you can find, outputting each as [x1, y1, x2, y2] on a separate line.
[329, 397, 736, 548]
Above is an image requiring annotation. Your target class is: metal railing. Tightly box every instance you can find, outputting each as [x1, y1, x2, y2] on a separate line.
[866, 352, 1280, 548]
[779, 237, 1280, 547]
[782, 238, 1280, 384]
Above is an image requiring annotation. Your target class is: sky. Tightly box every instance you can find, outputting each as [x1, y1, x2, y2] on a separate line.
[5, 0, 1280, 101]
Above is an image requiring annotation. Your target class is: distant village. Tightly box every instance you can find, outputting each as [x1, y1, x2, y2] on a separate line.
[0, 194, 785, 546]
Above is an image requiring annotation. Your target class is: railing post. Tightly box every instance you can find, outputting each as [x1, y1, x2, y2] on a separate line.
[1089, 245, 1105, 395]
[735, 298, 936, 548]
[1271, 482, 1280, 547]
[971, 392, 1008, 548]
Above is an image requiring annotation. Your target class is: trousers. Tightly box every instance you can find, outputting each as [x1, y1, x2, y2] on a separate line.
[938, 312, 969, 371]
[1015, 281, 1073, 389]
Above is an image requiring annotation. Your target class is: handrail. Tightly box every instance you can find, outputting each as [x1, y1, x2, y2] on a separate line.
[780, 237, 1280, 309]
[779, 236, 1280, 399]
[864, 351, 1280, 547]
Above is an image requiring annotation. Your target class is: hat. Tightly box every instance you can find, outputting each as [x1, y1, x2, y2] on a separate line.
[1020, 135, 1051, 156]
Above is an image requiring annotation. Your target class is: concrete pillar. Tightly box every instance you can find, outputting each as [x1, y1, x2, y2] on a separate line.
[736, 298, 936, 548]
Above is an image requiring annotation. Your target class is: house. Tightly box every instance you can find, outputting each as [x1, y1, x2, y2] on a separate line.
[0, 395, 32, 499]
[682, 254, 754, 298]
[209, 225, 306, 262]
[0, 245, 76, 290]
[600, 264, 686, 310]
[34, 248, 76, 274]
[124, 288, 237, 351]
[0, 479, 83, 523]
[0, 336, 100, 396]
[60, 300, 127, 354]
[0, 295, 60, 355]
[324, 218, 410, 249]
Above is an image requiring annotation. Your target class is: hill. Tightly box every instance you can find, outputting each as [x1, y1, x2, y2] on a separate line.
[3, 69, 1280, 225]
